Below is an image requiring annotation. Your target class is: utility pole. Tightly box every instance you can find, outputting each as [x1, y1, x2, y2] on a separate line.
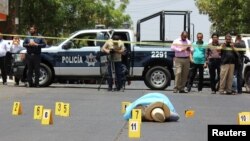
[15, 0, 20, 33]
[5, 0, 19, 35]
[191, 23, 195, 42]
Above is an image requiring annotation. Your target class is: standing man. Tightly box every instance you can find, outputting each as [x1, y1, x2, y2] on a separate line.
[218, 34, 238, 94]
[234, 34, 246, 94]
[171, 31, 192, 93]
[187, 33, 207, 92]
[101, 35, 125, 91]
[206, 33, 221, 94]
[10, 36, 25, 86]
[23, 25, 46, 87]
[0, 33, 8, 85]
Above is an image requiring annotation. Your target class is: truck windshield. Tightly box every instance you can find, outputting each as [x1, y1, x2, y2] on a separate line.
[53, 31, 81, 46]
[54, 39, 65, 46]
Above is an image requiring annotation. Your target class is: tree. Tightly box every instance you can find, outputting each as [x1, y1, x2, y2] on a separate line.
[195, 0, 250, 35]
[15, 0, 131, 37]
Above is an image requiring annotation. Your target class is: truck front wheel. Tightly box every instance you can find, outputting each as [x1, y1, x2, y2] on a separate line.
[39, 63, 53, 87]
[144, 66, 171, 90]
[25, 63, 53, 87]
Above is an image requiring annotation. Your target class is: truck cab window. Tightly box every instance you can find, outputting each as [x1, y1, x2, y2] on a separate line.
[70, 34, 96, 49]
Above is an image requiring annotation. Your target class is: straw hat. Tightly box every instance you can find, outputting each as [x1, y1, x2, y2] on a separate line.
[144, 102, 170, 122]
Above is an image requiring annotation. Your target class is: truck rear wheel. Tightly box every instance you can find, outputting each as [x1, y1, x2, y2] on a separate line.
[144, 66, 171, 90]
[244, 71, 250, 92]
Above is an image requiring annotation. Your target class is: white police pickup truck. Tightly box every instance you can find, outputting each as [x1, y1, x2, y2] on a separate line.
[240, 36, 250, 92]
[12, 10, 192, 90]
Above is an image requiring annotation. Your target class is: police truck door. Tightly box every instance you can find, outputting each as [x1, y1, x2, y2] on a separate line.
[60, 33, 101, 76]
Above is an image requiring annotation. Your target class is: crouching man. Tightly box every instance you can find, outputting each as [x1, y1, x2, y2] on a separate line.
[123, 93, 179, 122]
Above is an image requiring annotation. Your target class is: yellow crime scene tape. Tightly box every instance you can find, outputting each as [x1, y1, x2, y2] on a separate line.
[0, 33, 247, 51]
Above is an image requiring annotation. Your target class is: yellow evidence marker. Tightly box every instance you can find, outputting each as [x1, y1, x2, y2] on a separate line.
[121, 102, 130, 114]
[61, 103, 70, 117]
[12, 101, 22, 115]
[55, 102, 63, 116]
[33, 105, 44, 120]
[41, 109, 53, 125]
[128, 119, 141, 138]
[185, 109, 195, 118]
[238, 112, 250, 125]
[132, 109, 142, 123]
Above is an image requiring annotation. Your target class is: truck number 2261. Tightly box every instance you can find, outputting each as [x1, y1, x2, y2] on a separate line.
[151, 51, 167, 58]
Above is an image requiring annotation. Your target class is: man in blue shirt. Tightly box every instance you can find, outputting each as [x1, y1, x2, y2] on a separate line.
[23, 25, 46, 87]
[187, 33, 208, 92]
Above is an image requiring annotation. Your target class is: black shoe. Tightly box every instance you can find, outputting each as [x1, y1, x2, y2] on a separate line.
[179, 90, 188, 93]
[114, 88, 121, 91]
[108, 87, 112, 91]
[27, 83, 34, 88]
[3, 82, 7, 85]
[14, 83, 19, 86]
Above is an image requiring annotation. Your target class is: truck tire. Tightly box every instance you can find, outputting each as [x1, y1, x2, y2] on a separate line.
[244, 71, 250, 93]
[144, 66, 171, 90]
[39, 63, 53, 87]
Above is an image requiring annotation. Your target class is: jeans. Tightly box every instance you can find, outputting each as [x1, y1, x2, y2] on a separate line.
[0, 56, 7, 83]
[187, 63, 204, 91]
[208, 58, 221, 91]
[107, 61, 122, 89]
[26, 54, 41, 86]
[235, 63, 243, 93]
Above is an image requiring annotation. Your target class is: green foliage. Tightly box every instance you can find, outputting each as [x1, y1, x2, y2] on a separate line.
[195, 0, 250, 35]
[17, 0, 131, 37]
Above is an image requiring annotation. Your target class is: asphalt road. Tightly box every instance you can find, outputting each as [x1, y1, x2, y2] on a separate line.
[0, 81, 250, 141]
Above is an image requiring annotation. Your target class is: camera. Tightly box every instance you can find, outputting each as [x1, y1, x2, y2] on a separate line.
[110, 48, 115, 54]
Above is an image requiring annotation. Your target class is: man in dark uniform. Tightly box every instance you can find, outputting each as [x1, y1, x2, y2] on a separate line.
[23, 25, 46, 87]
[234, 34, 246, 94]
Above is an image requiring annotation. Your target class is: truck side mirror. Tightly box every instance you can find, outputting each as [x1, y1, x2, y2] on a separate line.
[62, 41, 73, 50]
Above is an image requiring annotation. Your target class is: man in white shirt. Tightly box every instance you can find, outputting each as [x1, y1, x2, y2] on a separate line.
[0, 33, 8, 85]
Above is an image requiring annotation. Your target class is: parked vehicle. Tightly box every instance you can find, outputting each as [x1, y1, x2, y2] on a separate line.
[241, 36, 250, 92]
[11, 10, 192, 90]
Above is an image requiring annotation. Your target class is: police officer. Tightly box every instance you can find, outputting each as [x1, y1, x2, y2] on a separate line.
[101, 35, 125, 91]
[0, 33, 8, 85]
[23, 25, 46, 87]
[234, 35, 246, 94]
